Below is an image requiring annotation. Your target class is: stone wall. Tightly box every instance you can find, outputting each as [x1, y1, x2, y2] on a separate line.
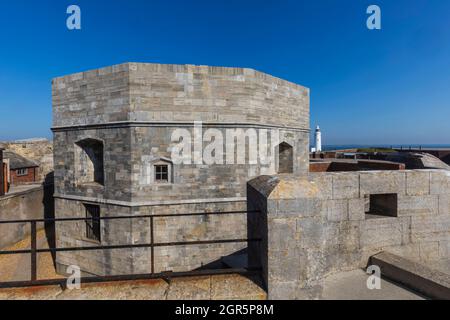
[52, 63, 310, 202]
[52, 63, 309, 130]
[53, 127, 308, 203]
[0, 186, 53, 248]
[247, 170, 450, 299]
[55, 199, 247, 276]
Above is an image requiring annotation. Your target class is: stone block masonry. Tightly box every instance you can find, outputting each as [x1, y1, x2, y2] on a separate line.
[0, 185, 53, 248]
[247, 169, 450, 299]
[52, 63, 310, 276]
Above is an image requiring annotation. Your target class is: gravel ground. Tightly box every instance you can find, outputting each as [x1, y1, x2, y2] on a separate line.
[0, 229, 60, 282]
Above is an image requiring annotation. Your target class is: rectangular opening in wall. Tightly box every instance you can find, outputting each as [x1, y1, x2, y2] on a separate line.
[365, 193, 398, 219]
[85, 204, 101, 242]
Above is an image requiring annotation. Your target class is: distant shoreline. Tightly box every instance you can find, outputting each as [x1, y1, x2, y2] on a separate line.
[316, 144, 450, 151]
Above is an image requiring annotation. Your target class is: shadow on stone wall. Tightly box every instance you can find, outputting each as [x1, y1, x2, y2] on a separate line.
[42, 171, 56, 266]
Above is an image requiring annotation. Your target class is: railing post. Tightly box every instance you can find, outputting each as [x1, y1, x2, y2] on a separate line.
[150, 216, 155, 274]
[30, 221, 37, 282]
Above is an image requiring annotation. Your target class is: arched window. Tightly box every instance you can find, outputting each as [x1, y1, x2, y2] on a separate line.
[277, 142, 293, 174]
[75, 138, 104, 185]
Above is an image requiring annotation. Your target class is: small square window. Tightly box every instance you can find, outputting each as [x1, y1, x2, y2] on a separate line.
[155, 165, 169, 182]
[365, 193, 398, 219]
[85, 204, 101, 242]
[17, 168, 28, 176]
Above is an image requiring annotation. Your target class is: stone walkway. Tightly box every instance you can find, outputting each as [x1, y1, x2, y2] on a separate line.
[0, 274, 266, 300]
[0, 231, 266, 300]
[321, 269, 425, 300]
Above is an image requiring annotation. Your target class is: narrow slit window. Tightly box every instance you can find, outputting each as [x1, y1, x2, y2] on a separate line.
[155, 165, 169, 182]
[85, 204, 101, 242]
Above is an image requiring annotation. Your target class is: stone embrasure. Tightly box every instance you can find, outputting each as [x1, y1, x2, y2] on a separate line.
[247, 170, 450, 299]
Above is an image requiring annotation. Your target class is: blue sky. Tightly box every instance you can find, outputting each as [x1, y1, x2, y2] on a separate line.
[0, 0, 449, 144]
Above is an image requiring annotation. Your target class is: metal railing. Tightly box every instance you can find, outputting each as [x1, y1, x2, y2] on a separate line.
[0, 210, 261, 288]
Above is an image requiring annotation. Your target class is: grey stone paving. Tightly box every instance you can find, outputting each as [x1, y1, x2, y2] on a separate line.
[321, 269, 425, 300]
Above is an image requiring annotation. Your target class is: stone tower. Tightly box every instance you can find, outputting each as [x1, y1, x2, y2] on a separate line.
[52, 63, 310, 276]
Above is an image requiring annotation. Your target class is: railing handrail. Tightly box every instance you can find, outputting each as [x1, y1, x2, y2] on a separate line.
[0, 209, 261, 289]
[0, 210, 259, 224]
[0, 238, 261, 256]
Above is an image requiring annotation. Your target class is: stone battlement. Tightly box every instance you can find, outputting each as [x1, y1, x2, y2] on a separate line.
[247, 169, 450, 299]
[52, 63, 309, 130]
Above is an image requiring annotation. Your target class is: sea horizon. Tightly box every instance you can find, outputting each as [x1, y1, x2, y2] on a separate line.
[317, 144, 450, 151]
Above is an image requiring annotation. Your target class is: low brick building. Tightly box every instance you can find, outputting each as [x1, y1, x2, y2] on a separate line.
[2, 151, 39, 187]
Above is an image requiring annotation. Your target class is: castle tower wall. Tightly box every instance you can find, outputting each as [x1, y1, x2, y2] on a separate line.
[52, 63, 310, 275]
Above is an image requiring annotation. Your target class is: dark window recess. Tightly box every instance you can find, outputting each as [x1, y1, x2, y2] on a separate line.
[155, 165, 169, 182]
[85, 204, 101, 242]
[278, 142, 294, 174]
[365, 193, 398, 218]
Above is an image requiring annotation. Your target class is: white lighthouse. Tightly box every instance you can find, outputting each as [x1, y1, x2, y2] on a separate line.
[315, 125, 322, 152]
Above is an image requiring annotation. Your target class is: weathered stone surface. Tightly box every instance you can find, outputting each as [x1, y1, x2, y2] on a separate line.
[247, 170, 450, 299]
[0, 186, 50, 248]
[398, 195, 439, 216]
[324, 200, 348, 222]
[411, 214, 450, 242]
[361, 217, 404, 249]
[438, 194, 450, 215]
[296, 217, 326, 249]
[331, 173, 359, 200]
[268, 217, 297, 250]
[348, 198, 365, 221]
[430, 170, 450, 195]
[269, 174, 332, 200]
[438, 240, 450, 259]
[274, 198, 325, 217]
[406, 171, 430, 196]
[360, 171, 406, 196]
[418, 241, 440, 262]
